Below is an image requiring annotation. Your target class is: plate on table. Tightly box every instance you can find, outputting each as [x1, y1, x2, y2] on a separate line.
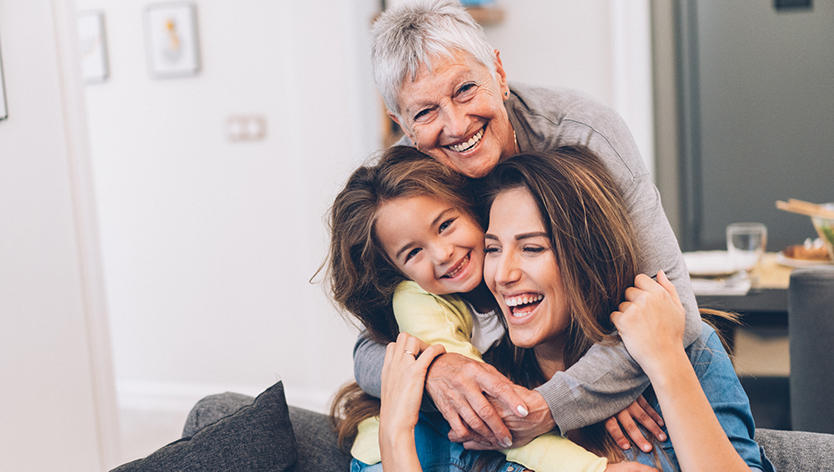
[776, 251, 832, 268]
[683, 251, 737, 277]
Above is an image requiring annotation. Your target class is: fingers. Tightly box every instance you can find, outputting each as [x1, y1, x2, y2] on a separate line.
[637, 395, 665, 429]
[604, 416, 630, 450]
[617, 409, 652, 453]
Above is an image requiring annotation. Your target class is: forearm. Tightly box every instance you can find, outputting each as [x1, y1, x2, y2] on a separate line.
[536, 340, 649, 434]
[380, 426, 422, 472]
[353, 331, 384, 398]
[648, 351, 749, 472]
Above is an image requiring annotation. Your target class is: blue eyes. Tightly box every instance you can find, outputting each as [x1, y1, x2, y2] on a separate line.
[439, 219, 455, 232]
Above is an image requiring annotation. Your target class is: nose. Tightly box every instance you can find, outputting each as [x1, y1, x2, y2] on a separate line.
[431, 241, 455, 265]
[440, 102, 469, 139]
[492, 250, 521, 287]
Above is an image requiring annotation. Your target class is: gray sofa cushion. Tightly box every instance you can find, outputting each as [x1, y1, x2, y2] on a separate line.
[755, 428, 834, 472]
[183, 391, 351, 472]
[111, 381, 297, 472]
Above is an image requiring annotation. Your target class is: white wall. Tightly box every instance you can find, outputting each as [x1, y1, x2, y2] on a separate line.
[77, 0, 380, 413]
[0, 0, 118, 470]
[484, 0, 655, 178]
[76, 0, 655, 418]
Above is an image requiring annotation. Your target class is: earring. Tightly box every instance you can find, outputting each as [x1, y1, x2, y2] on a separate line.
[504, 91, 508, 97]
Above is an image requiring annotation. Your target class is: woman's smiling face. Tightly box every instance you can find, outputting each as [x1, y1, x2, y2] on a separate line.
[375, 194, 484, 296]
[483, 187, 570, 350]
[392, 50, 517, 179]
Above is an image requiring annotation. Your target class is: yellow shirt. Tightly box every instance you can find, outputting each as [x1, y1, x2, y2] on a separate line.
[351, 281, 607, 472]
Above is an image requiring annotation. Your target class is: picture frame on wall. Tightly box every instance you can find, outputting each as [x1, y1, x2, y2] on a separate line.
[78, 11, 109, 84]
[144, 2, 200, 78]
[0, 34, 7, 121]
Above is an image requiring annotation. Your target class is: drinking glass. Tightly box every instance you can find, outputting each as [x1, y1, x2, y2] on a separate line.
[726, 223, 767, 276]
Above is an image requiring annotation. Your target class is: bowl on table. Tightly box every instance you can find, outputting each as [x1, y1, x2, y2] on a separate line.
[811, 203, 834, 262]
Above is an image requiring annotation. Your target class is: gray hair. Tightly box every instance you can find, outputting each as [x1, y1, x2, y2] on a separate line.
[371, 0, 497, 119]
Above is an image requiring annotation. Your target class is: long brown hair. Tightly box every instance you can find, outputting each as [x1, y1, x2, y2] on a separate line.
[327, 145, 476, 344]
[327, 145, 477, 450]
[478, 148, 641, 462]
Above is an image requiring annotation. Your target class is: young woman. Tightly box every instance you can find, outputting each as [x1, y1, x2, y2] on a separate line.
[327, 146, 652, 471]
[471, 149, 771, 471]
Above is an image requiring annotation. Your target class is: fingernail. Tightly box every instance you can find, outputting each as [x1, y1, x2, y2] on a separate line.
[621, 442, 630, 450]
[502, 437, 513, 448]
[659, 433, 667, 441]
[480, 441, 491, 447]
[517, 405, 529, 417]
[642, 444, 652, 452]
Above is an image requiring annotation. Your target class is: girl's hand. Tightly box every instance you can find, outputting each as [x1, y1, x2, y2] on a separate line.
[610, 271, 686, 376]
[379, 333, 446, 442]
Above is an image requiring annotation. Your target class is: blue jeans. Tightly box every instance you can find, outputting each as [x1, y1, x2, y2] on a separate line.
[351, 411, 525, 472]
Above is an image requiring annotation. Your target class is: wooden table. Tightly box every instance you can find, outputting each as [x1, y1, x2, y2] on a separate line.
[694, 253, 794, 347]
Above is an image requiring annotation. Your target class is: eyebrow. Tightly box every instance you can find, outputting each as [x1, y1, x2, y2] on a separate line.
[484, 231, 548, 241]
[394, 208, 455, 260]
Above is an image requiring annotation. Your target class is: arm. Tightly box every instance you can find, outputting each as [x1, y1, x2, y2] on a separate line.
[379, 333, 446, 472]
[393, 283, 527, 448]
[611, 272, 750, 472]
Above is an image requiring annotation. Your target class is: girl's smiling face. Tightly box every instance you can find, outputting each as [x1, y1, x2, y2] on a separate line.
[375, 194, 484, 295]
[483, 187, 570, 351]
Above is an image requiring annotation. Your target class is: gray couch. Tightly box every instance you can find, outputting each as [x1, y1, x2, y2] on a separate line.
[179, 388, 834, 472]
[110, 380, 834, 471]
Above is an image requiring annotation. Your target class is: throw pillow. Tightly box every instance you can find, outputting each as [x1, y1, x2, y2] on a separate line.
[111, 381, 297, 472]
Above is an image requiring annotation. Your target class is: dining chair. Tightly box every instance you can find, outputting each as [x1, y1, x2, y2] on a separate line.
[788, 265, 834, 434]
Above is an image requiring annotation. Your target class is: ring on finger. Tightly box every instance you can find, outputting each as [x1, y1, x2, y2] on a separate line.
[404, 350, 416, 358]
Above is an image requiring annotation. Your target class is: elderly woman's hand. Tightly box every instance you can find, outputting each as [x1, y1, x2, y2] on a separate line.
[610, 271, 686, 378]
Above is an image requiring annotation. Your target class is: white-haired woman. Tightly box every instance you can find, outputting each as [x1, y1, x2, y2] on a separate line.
[352, 0, 702, 454]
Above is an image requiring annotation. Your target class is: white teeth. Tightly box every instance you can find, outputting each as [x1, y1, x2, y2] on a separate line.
[443, 254, 469, 278]
[504, 294, 544, 307]
[448, 128, 484, 152]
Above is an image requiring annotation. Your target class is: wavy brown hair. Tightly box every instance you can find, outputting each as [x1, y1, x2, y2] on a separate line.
[478, 148, 641, 463]
[327, 145, 477, 450]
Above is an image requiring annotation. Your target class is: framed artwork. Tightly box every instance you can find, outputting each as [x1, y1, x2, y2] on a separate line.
[0, 34, 7, 121]
[144, 3, 200, 78]
[78, 11, 109, 84]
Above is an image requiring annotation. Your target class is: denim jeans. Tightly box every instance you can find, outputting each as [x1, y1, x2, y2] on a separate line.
[351, 411, 525, 472]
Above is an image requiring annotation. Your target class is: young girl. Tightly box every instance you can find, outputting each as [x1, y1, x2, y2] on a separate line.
[328, 146, 652, 471]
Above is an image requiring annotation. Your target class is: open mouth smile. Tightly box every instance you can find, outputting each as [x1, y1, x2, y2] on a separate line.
[441, 253, 470, 279]
[446, 127, 484, 153]
[504, 293, 544, 317]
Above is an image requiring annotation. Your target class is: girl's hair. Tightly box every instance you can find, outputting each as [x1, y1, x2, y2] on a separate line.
[327, 145, 475, 344]
[328, 145, 476, 451]
[479, 147, 641, 462]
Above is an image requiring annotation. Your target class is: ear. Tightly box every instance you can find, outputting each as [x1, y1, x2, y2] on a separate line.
[494, 50, 510, 99]
[388, 110, 416, 143]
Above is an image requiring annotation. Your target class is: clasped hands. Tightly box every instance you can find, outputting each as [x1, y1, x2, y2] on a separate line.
[423, 353, 665, 453]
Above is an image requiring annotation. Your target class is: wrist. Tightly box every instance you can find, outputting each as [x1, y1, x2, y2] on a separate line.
[642, 348, 691, 387]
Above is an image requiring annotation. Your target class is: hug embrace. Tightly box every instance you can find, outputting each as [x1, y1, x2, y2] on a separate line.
[327, 1, 774, 471]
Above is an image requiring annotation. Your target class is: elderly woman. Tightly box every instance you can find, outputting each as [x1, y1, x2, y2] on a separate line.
[353, 0, 701, 453]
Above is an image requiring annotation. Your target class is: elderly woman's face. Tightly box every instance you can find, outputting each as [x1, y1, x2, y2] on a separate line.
[392, 50, 516, 178]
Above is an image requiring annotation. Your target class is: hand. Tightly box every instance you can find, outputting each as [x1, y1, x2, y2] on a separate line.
[424, 352, 529, 449]
[604, 462, 659, 471]
[610, 271, 686, 376]
[379, 333, 446, 438]
[458, 384, 555, 450]
[604, 395, 666, 452]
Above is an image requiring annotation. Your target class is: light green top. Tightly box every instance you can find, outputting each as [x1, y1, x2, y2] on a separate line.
[350, 281, 607, 471]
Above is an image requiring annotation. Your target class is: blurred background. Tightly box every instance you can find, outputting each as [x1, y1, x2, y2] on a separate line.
[1, 0, 830, 470]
